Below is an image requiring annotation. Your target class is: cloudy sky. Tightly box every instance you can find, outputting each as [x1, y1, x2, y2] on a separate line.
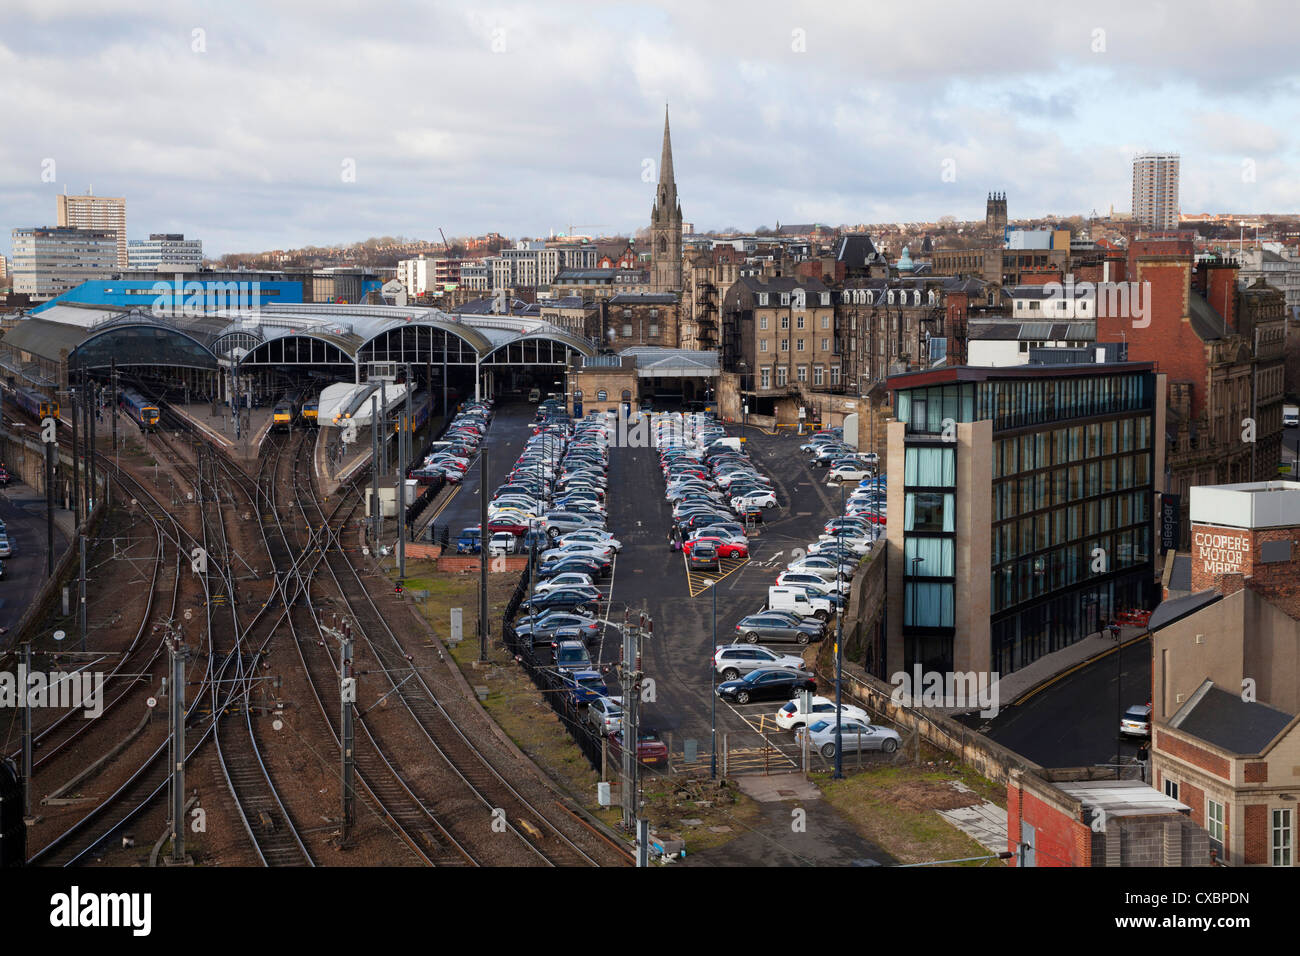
[2, 0, 1298, 257]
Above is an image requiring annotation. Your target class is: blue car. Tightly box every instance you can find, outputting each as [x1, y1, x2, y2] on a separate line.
[455, 527, 482, 554]
[560, 669, 608, 706]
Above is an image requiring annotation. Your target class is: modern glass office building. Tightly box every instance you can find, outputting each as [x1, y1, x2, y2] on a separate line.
[884, 362, 1165, 678]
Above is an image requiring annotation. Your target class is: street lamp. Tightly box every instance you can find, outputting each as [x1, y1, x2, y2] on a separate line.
[702, 577, 719, 779]
[909, 556, 925, 678]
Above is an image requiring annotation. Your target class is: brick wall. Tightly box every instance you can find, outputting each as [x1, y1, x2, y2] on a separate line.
[1205, 264, 1238, 331]
[1182, 780, 1205, 827]
[1011, 785, 1091, 867]
[1244, 762, 1268, 783]
[436, 554, 528, 573]
[1155, 729, 1231, 779]
[1189, 522, 1300, 619]
[1243, 803, 1269, 865]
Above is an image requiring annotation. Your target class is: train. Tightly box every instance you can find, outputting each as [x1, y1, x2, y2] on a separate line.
[118, 388, 161, 431]
[301, 397, 319, 427]
[8, 385, 59, 420]
[270, 387, 305, 432]
[394, 392, 431, 434]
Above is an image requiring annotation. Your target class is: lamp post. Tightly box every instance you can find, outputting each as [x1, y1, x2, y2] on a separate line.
[703, 577, 718, 779]
[833, 477, 846, 779]
[1111, 620, 1123, 780]
[909, 556, 925, 677]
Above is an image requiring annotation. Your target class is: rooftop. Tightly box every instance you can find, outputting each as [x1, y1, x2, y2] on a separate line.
[1056, 780, 1191, 818]
[1190, 481, 1300, 529]
[1170, 681, 1296, 755]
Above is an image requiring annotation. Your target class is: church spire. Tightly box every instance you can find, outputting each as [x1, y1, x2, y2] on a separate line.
[659, 104, 675, 191]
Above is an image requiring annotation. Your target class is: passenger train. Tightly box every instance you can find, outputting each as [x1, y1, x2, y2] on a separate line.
[118, 389, 161, 431]
[7, 385, 59, 420]
[271, 388, 305, 432]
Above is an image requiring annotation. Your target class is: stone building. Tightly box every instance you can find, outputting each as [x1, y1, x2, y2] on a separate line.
[682, 245, 742, 350]
[649, 106, 683, 294]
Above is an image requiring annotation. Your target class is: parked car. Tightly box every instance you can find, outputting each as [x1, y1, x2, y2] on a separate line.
[608, 728, 669, 768]
[487, 532, 517, 556]
[716, 668, 817, 705]
[551, 639, 593, 673]
[712, 644, 810, 681]
[559, 668, 608, 706]
[683, 535, 749, 560]
[734, 612, 825, 645]
[455, 527, 482, 554]
[774, 695, 870, 731]
[586, 695, 624, 735]
[687, 542, 721, 572]
[796, 718, 901, 757]
[513, 611, 602, 645]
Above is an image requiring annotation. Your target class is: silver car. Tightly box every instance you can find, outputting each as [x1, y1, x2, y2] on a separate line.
[796, 718, 901, 758]
[586, 695, 624, 736]
[712, 644, 809, 681]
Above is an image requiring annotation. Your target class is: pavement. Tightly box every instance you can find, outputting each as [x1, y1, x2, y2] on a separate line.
[0, 477, 74, 636]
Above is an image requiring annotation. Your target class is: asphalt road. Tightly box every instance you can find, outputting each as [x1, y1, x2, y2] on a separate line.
[0, 479, 69, 635]
[428, 402, 536, 536]
[984, 636, 1152, 771]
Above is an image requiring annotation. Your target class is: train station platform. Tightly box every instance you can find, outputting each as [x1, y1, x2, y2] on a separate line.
[314, 421, 373, 500]
[166, 402, 275, 464]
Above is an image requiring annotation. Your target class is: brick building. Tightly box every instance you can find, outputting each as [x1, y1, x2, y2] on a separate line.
[1146, 480, 1300, 866]
[603, 293, 679, 350]
[1095, 250, 1287, 546]
[682, 244, 742, 350]
[1007, 771, 1209, 866]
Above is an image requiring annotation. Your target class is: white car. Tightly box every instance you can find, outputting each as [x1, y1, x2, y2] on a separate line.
[557, 529, 622, 552]
[828, 464, 872, 483]
[796, 718, 901, 757]
[774, 695, 871, 731]
[813, 533, 874, 555]
[534, 571, 597, 593]
[0, 535, 11, 558]
[731, 490, 777, 510]
[487, 532, 517, 556]
[539, 542, 614, 563]
[776, 570, 850, 595]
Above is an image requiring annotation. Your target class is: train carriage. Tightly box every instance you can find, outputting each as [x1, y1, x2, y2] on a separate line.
[118, 389, 160, 431]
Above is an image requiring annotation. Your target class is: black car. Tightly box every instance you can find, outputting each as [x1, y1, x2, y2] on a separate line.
[716, 668, 817, 705]
[538, 555, 611, 578]
[517, 590, 600, 615]
[734, 613, 825, 645]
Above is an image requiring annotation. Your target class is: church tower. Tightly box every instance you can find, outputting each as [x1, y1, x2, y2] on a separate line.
[650, 105, 683, 293]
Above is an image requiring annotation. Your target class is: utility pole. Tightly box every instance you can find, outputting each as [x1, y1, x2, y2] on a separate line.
[21, 641, 32, 821]
[111, 358, 118, 471]
[478, 446, 489, 662]
[337, 620, 356, 846]
[397, 409, 407, 580]
[43, 417, 56, 577]
[78, 535, 87, 652]
[70, 376, 81, 527]
[370, 395, 380, 548]
[168, 630, 190, 864]
[620, 610, 647, 832]
[379, 379, 388, 477]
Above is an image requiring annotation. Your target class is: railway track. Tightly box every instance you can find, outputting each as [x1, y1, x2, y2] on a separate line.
[251, 432, 475, 865]
[290, 436, 623, 867]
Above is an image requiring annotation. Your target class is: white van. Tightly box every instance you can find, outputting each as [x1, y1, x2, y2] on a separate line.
[1284, 404, 1299, 428]
[767, 585, 834, 622]
[707, 437, 743, 453]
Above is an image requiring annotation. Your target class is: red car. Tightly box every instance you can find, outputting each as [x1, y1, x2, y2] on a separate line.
[487, 515, 531, 535]
[608, 729, 669, 768]
[682, 536, 748, 559]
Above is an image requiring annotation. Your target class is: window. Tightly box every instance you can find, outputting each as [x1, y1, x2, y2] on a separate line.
[905, 492, 953, 532]
[758, 293, 769, 306]
[622, 324, 632, 337]
[780, 292, 790, 305]
[796, 314, 805, 329]
[796, 339, 805, 351]
[1207, 800, 1224, 853]
[797, 365, 807, 383]
[1163, 778, 1179, 801]
[813, 366, 824, 386]
[760, 367, 771, 389]
[830, 366, 840, 385]
[648, 324, 659, 337]
[904, 447, 956, 487]
[759, 315, 769, 330]
[821, 315, 830, 329]
[821, 337, 830, 351]
[1274, 809, 1293, 867]
[780, 339, 790, 352]
[759, 339, 769, 352]
[780, 315, 790, 330]
[596, 389, 608, 401]
[776, 366, 788, 386]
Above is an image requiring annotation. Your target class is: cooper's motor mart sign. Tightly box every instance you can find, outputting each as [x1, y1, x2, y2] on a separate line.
[1193, 529, 1251, 576]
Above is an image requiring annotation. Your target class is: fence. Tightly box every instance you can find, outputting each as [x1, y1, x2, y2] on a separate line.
[404, 474, 444, 527]
[499, 559, 610, 773]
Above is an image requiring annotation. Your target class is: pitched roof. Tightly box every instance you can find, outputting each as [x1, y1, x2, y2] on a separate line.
[1170, 681, 1296, 755]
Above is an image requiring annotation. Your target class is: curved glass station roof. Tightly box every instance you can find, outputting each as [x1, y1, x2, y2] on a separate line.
[2, 302, 596, 372]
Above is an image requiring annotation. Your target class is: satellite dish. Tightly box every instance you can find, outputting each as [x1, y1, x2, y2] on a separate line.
[53, 630, 66, 642]
[146, 696, 157, 709]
